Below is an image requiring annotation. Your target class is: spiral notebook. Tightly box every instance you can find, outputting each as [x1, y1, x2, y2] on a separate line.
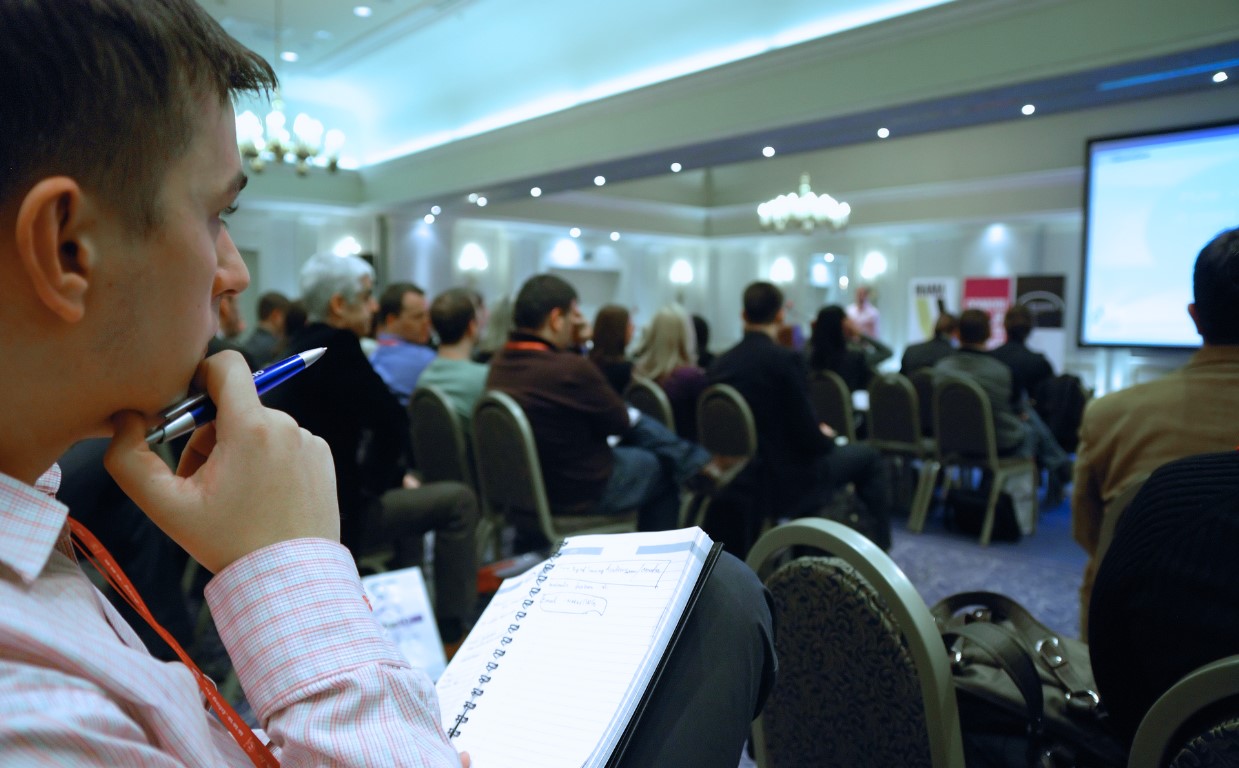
[434, 526, 722, 768]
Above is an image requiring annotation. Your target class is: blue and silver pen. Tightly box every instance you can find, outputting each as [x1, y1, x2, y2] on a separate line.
[145, 347, 327, 445]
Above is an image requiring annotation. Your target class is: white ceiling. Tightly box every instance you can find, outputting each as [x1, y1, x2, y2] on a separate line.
[200, 0, 954, 168]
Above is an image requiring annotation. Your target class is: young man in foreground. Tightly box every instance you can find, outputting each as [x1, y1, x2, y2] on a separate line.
[0, 2, 774, 764]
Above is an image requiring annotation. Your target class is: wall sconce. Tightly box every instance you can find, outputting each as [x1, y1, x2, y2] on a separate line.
[860, 250, 888, 280]
[550, 238, 582, 267]
[333, 236, 362, 257]
[458, 242, 489, 272]
[770, 256, 795, 284]
[669, 258, 694, 285]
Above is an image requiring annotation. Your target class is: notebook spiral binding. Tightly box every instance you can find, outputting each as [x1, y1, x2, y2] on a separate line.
[447, 545, 564, 739]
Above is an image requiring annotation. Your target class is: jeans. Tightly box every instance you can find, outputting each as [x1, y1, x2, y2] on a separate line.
[596, 415, 711, 531]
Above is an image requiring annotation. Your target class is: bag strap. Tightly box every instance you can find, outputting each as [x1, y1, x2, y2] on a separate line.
[942, 621, 1049, 768]
[932, 591, 1101, 716]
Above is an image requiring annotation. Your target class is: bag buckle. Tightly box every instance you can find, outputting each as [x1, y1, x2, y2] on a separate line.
[965, 607, 992, 624]
[1065, 688, 1101, 715]
[1035, 636, 1065, 668]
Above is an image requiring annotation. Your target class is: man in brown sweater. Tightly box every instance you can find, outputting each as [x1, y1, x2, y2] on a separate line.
[487, 274, 717, 534]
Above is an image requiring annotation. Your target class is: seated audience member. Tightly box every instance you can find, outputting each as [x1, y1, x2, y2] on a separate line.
[370, 281, 436, 407]
[211, 292, 257, 369]
[1089, 449, 1239, 749]
[709, 282, 893, 554]
[634, 304, 709, 440]
[0, 8, 774, 763]
[990, 305, 1053, 410]
[1074, 226, 1239, 634]
[589, 304, 635, 395]
[473, 294, 513, 364]
[806, 304, 890, 392]
[901, 311, 958, 376]
[419, 287, 491, 427]
[487, 275, 729, 534]
[242, 289, 291, 367]
[934, 309, 1029, 455]
[692, 314, 716, 370]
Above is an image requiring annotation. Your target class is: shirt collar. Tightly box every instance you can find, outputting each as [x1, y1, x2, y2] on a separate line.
[0, 464, 70, 585]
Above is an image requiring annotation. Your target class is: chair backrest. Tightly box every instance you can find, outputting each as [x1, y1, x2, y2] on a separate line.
[695, 383, 757, 460]
[470, 390, 555, 540]
[933, 375, 998, 466]
[868, 372, 923, 449]
[807, 369, 857, 442]
[1129, 654, 1239, 768]
[408, 385, 474, 487]
[746, 518, 963, 768]
[624, 375, 675, 432]
[910, 369, 936, 437]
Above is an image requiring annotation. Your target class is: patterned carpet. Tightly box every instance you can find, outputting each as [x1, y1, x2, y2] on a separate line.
[887, 492, 1085, 639]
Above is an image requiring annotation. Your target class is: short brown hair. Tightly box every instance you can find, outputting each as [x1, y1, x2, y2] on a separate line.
[430, 288, 477, 345]
[957, 309, 992, 345]
[0, 0, 276, 232]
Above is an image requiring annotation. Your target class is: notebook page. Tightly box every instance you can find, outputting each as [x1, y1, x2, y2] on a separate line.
[442, 527, 710, 768]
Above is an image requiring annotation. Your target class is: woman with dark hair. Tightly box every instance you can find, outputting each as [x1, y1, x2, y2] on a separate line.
[806, 304, 892, 392]
[589, 304, 634, 394]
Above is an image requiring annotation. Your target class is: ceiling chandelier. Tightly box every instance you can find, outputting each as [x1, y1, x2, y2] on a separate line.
[757, 173, 850, 233]
[234, 0, 345, 176]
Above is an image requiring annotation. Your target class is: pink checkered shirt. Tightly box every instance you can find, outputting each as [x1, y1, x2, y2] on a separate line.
[0, 465, 460, 766]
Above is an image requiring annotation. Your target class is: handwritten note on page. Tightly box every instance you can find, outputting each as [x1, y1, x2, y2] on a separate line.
[434, 526, 713, 768]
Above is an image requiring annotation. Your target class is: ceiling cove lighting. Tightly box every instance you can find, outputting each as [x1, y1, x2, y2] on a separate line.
[757, 173, 850, 233]
[234, 0, 344, 176]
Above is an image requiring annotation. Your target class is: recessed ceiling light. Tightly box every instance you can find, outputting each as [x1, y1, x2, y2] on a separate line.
[876, 127, 890, 139]
[762, 146, 776, 158]
[1215, 71, 1229, 83]
[467, 193, 478, 203]
[423, 214, 435, 224]
[476, 196, 488, 207]
[280, 51, 298, 63]
[670, 162, 682, 173]
[353, 6, 373, 18]
[594, 175, 606, 186]
[569, 227, 581, 238]
[430, 205, 441, 215]
[530, 186, 542, 197]
[610, 232, 620, 242]
[1021, 104, 1036, 116]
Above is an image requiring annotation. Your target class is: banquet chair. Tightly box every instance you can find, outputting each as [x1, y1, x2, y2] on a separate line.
[867, 373, 940, 532]
[745, 518, 963, 767]
[807, 369, 858, 443]
[1129, 654, 1239, 768]
[624, 375, 676, 432]
[471, 391, 636, 550]
[685, 384, 757, 527]
[408, 385, 501, 561]
[910, 369, 936, 438]
[933, 376, 1038, 545]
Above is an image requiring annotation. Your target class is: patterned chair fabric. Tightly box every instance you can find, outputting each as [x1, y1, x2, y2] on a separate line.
[762, 556, 933, 767]
[1171, 717, 1239, 767]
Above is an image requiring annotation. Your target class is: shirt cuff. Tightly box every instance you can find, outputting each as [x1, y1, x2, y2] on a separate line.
[205, 538, 412, 720]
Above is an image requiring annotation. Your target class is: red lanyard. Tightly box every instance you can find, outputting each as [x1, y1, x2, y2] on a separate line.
[67, 518, 280, 768]
[503, 340, 552, 352]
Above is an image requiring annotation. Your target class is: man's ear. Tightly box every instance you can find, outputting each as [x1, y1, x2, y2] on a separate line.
[328, 293, 347, 321]
[1188, 303, 1204, 338]
[14, 177, 91, 323]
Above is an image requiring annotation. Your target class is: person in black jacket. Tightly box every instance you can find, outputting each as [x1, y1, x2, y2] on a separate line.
[901, 312, 958, 376]
[709, 282, 892, 555]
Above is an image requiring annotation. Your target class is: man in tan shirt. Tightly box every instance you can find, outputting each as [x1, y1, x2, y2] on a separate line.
[1074, 226, 1239, 634]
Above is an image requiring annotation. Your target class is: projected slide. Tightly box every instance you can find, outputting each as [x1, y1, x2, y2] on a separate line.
[1081, 121, 1239, 348]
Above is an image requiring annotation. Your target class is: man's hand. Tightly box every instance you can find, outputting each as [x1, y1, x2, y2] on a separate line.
[105, 351, 340, 573]
[819, 422, 837, 439]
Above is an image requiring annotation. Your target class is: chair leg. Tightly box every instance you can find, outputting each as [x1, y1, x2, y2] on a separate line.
[979, 469, 1006, 546]
[1028, 463, 1039, 536]
[909, 459, 940, 533]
